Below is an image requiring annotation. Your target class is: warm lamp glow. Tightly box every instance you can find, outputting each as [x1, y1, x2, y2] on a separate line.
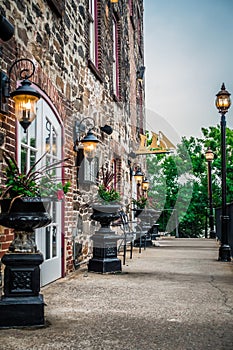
[83, 142, 97, 160]
[80, 130, 99, 161]
[215, 83, 231, 114]
[205, 148, 214, 162]
[134, 168, 144, 185]
[142, 178, 150, 191]
[11, 78, 41, 132]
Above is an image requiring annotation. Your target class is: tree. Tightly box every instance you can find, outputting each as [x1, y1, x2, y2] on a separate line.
[147, 126, 233, 237]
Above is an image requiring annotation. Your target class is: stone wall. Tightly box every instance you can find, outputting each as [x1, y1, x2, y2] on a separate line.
[0, 0, 145, 279]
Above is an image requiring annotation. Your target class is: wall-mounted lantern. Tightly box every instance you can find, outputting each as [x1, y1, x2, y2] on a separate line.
[142, 177, 149, 192]
[134, 167, 144, 185]
[74, 117, 101, 162]
[0, 58, 41, 133]
[133, 166, 144, 199]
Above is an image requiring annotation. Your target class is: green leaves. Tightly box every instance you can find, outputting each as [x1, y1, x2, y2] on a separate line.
[147, 125, 233, 237]
[98, 185, 120, 202]
[97, 166, 121, 203]
[132, 197, 147, 209]
[0, 150, 71, 200]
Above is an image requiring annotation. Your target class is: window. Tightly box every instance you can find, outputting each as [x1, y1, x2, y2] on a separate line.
[78, 155, 99, 185]
[112, 14, 119, 98]
[89, 0, 98, 66]
[137, 85, 144, 135]
[84, 157, 99, 183]
[137, 7, 143, 55]
[18, 116, 37, 173]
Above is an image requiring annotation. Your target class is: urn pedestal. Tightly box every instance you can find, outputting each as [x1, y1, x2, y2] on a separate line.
[0, 198, 51, 328]
[134, 209, 153, 247]
[88, 204, 122, 273]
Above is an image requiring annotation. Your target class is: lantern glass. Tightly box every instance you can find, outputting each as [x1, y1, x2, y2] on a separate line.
[13, 94, 39, 128]
[142, 180, 149, 191]
[215, 94, 231, 111]
[215, 84, 231, 113]
[205, 149, 214, 162]
[82, 141, 98, 160]
[134, 169, 144, 184]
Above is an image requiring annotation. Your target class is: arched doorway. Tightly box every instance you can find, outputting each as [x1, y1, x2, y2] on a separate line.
[17, 98, 63, 286]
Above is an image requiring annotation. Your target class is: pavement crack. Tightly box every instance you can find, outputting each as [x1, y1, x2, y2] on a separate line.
[209, 275, 233, 314]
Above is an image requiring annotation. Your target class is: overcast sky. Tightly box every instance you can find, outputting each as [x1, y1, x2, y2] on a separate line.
[144, 0, 233, 144]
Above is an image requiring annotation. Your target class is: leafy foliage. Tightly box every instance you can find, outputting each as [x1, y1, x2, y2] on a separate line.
[0, 150, 71, 200]
[132, 196, 147, 209]
[96, 166, 120, 203]
[147, 126, 233, 237]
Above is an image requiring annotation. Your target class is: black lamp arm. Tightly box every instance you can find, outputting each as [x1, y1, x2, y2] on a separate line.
[4, 58, 36, 98]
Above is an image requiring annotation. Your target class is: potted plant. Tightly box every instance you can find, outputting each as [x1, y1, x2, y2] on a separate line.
[0, 150, 71, 328]
[0, 150, 71, 252]
[96, 166, 120, 203]
[91, 166, 121, 225]
[132, 196, 147, 217]
[88, 165, 122, 273]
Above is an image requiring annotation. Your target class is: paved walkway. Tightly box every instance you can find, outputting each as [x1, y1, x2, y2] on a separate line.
[1, 238, 233, 350]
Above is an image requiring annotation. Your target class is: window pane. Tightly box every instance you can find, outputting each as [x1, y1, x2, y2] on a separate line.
[20, 127, 27, 144]
[29, 119, 36, 147]
[45, 119, 51, 153]
[20, 147, 27, 172]
[45, 227, 51, 260]
[52, 127, 57, 156]
[30, 151, 36, 169]
[52, 226, 57, 257]
[52, 203, 56, 222]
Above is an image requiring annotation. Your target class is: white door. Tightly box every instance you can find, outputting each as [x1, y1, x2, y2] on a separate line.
[17, 98, 63, 286]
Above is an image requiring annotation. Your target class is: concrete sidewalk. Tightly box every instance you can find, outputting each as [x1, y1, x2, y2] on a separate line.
[1, 238, 233, 350]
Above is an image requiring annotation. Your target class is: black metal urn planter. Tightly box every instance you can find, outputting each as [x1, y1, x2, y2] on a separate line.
[0, 197, 52, 328]
[88, 203, 122, 273]
[134, 209, 153, 247]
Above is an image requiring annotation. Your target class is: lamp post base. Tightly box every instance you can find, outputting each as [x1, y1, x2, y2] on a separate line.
[218, 244, 231, 262]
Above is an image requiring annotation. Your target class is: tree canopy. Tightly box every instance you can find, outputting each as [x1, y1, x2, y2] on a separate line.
[146, 125, 233, 237]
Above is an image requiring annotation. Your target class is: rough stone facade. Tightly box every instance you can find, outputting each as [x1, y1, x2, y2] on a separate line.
[0, 0, 145, 284]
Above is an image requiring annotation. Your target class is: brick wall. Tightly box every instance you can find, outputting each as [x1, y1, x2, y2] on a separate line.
[0, 0, 145, 280]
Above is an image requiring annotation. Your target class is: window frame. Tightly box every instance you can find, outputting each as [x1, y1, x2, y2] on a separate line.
[112, 13, 120, 98]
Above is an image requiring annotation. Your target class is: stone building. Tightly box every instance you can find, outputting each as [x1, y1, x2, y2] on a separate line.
[0, 0, 145, 286]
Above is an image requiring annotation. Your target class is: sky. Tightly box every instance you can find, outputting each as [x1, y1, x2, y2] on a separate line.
[144, 0, 233, 145]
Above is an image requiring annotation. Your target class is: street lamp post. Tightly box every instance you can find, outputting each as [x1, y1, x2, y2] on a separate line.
[215, 83, 231, 261]
[205, 148, 215, 239]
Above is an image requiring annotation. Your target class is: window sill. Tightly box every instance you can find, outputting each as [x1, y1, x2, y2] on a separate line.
[88, 60, 103, 83]
[112, 93, 120, 102]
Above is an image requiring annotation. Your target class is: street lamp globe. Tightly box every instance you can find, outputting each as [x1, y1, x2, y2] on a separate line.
[215, 83, 231, 114]
[205, 148, 214, 162]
